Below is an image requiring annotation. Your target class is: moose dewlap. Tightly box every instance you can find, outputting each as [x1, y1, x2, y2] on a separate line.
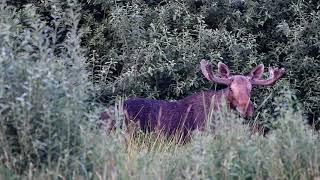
[103, 60, 285, 137]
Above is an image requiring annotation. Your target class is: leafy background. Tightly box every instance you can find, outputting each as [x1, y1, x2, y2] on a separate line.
[81, 0, 319, 123]
[0, 0, 319, 178]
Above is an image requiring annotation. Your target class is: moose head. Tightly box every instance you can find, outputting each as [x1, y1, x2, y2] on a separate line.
[200, 60, 285, 118]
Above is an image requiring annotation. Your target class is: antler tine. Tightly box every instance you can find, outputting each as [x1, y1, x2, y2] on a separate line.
[200, 60, 231, 85]
[252, 66, 285, 86]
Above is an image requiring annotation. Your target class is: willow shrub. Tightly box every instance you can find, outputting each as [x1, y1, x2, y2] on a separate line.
[79, 0, 320, 124]
[8, 0, 319, 124]
[1, 0, 320, 178]
[0, 2, 93, 176]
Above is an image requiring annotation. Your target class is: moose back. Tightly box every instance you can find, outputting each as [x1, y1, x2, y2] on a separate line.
[102, 60, 285, 137]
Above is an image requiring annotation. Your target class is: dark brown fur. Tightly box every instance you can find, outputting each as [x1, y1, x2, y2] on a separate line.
[123, 89, 232, 137]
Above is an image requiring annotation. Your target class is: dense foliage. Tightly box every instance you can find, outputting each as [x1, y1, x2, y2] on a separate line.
[7, 0, 319, 121]
[0, 0, 92, 176]
[0, 0, 319, 178]
[79, 0, 320, 125]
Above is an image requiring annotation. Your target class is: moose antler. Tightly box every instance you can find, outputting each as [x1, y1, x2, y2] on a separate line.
[200, 60, 231, 85]
[251, 67, 285, 86]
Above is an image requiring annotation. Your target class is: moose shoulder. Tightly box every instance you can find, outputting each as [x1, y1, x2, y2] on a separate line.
[107, 60, 285, 137]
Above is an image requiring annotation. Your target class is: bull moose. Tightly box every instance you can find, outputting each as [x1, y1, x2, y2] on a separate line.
[102, 60, 285, 138]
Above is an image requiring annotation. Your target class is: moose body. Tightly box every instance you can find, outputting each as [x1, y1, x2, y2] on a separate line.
[102, 60, 285, 137]
[124, 88, 255, 137]
[124, 89, 233, 136]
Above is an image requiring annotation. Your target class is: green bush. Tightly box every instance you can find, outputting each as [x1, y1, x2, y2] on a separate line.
[1, 0, 320, 179]
[0, 1, 92, 176]
[80, 0, 319, 124]
[9, 0, 320, 125]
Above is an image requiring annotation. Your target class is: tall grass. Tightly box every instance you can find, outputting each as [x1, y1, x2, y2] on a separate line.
[3, 96, 317, 179]
[87, 92, 320, 180]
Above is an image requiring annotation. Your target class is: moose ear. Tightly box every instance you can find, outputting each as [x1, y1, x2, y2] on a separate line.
[249, 64, 264, 79]
[218, 62, 230, 78]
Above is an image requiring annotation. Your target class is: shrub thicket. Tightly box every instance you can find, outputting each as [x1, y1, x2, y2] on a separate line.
[8, 0, 319, 125]
[1, 0, 320, 179]
[0, 1, 93, 176]
[80, 0, 320, 125]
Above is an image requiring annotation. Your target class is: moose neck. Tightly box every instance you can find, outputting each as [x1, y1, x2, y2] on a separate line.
[179, 87, 232, 111]
[209, 87, 232, 108]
